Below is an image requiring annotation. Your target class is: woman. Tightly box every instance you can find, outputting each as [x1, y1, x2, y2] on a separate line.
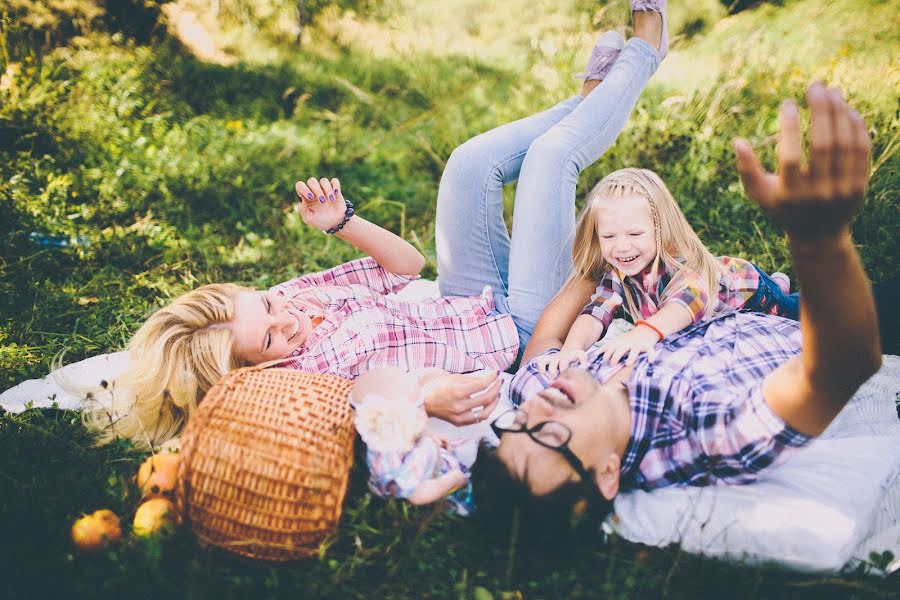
[84, 2, 667, 449]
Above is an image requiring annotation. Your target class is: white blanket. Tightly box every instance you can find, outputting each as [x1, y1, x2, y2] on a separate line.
[2, 278, 898, 573]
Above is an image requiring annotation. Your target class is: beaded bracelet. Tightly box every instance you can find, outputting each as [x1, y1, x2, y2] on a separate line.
[325, 199, 355, 235]
[634, 319, 665, 341]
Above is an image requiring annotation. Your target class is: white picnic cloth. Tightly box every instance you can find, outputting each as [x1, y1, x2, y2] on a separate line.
[2, 279, 898, 573]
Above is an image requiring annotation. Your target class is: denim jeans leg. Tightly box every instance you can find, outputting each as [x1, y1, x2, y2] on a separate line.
[436, 96, 583, 300]
[748, 265, 801, 319]
[506, 38, 661, 343]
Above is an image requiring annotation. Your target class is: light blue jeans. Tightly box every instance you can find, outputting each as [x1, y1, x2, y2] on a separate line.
[436, 38, 660, 354]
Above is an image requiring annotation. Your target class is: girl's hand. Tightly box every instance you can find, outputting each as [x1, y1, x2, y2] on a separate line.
[421, 371, 502, 426]
[535, 349, 588, 378]
[598, 325, 660, 366]
[295, 177, 347, 231]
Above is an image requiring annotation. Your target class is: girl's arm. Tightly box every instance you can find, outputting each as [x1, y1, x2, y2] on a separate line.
[563, 314, 607, 351]
[296, 178, 425, 276]
[522, 276, 597, 364]
[407, 470, 468, 505]
[535, 313, 606, 377]
[642, 301, 694, 337]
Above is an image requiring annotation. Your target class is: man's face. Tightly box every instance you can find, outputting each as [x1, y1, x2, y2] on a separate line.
[496, 367, 624, 499]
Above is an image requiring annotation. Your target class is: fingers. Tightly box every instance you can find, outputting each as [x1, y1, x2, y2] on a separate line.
[849, 109, 871, 198]
[464, 376, 502, 408]
[305, 177, 326, 203]
[807, 82, 835, 199]
[733, 138, 772, 209]
[331, 178, 342, 200]
[777, 100, 803, 194]
[319, 177, 335, 202]
[295, 180, 316, 202]
[830, 89, 855, 198]
[460, 371, 501, 396]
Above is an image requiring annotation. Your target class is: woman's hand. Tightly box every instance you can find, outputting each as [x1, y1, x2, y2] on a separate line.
[535, 349, 588, 378]
[295, 177, 347, 231]
[421, 371, 503, 426]
[598, 324, 660, 366]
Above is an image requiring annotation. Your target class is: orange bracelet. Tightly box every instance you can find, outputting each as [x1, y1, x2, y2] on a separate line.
[634, 319, 664, 341]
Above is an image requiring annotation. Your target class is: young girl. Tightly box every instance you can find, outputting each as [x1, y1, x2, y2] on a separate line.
[537, 168, 799, 375]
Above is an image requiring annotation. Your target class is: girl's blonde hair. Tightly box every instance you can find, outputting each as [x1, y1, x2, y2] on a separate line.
[80, 283, 249, 450]
[571, 168, 725, 320]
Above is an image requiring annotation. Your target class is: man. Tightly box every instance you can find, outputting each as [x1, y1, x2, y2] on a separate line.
[494, 83, 882, 500]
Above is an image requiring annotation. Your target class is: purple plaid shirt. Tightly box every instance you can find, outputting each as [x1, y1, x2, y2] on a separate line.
[269, 257, 518, 378]
[511, 311, 812, 490]
[581, 257, 761, 329]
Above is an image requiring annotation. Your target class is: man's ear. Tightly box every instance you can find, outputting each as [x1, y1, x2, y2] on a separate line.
[594, 453, 621, 501]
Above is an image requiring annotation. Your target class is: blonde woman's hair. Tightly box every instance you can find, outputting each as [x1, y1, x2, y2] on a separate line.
[571, 168, 725, 320]
[80, 283, 249, 450]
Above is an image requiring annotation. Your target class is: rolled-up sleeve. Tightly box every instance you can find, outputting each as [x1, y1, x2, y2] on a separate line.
[663, 269, 710, 325]
[271, 256, 419, 296]
[580, 272, 626, 330]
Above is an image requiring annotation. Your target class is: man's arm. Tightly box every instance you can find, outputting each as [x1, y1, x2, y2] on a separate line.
[734, 83, 881, 436]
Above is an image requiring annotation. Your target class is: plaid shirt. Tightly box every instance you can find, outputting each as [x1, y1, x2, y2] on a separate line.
[366, 437, 475, 515]
[511, 311, 813, 490]
[581, 257, 760, 329]
[269, 257, 518, 378]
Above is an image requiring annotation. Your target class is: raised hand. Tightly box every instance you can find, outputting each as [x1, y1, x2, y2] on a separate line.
[295, 177, 347, 231]
[733, 83, 871, 240]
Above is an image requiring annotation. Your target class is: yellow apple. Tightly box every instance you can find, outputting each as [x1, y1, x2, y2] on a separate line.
[71, 509, 122, 550]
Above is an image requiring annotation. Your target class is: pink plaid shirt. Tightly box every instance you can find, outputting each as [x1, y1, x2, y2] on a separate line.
[269, 257, 518, 378]
[581, 256, 760, 329]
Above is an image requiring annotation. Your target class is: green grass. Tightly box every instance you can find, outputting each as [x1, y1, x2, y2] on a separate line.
[1, 0, 898, 597]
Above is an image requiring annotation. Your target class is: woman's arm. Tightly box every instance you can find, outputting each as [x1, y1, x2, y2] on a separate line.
[296, 178, 425, 276]
[522, 276, 597, 364]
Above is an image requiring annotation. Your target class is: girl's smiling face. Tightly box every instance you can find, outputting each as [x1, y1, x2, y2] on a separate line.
[229, 290, 314, 365]
[595, 194, 657, 277]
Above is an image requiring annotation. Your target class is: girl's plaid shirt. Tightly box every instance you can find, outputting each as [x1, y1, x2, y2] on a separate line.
[269, 257, 519, 378]
[581, 256, 762, 329]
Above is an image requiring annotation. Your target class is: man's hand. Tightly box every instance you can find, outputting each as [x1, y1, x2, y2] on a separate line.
[295, 177, 347, 231]
[736, 83, 880, 437]
[733, 83, 871, 240]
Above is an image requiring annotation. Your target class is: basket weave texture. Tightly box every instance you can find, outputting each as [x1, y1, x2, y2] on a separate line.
[177, 367, 355, 561]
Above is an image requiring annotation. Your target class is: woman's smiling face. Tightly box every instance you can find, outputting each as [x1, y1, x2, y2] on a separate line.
[595, 194, 657, 277]
[229, 290, 313, 365]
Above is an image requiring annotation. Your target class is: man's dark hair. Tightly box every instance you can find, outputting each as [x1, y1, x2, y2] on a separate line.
[467, 443, 613, 575]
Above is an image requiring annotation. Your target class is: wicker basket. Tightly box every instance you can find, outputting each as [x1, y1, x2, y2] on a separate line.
[177, 367, 355, 561]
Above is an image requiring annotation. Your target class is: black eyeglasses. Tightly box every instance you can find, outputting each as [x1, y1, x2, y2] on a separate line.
[491, 408, 593, 484]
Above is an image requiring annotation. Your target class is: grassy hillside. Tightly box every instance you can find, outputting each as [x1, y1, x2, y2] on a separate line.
[0, 0, 897, 597]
